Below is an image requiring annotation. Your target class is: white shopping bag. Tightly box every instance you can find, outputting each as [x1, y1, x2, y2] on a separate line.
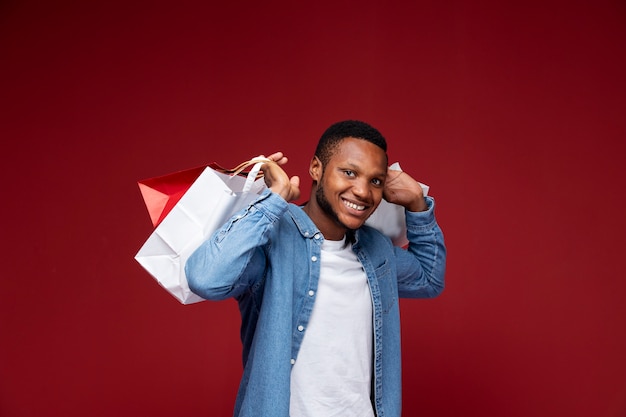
[365, 163, 429, 247]
[135, 158, 269, 304]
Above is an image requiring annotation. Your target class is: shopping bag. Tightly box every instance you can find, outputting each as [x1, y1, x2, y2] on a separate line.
[365, 163, 429, 247]
[135, 158, 270, 304]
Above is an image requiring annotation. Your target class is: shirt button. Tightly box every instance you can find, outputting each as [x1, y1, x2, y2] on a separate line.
[308, 290, 315, 296]
[314, 234, 321, 240]
[290, 359, 296, 365]
[311, 256, 318, 262]
[297, 325, 304, 331]
[304, 232, 309, 237]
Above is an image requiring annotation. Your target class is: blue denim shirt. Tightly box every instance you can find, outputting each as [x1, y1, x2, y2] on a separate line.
[185, 189, 446, 417]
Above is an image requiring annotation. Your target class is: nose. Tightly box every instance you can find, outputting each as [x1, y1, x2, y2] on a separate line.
[352, 178, 371, 200]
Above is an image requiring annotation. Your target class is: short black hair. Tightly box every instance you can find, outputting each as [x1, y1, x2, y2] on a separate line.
[314, 120, 387, 166]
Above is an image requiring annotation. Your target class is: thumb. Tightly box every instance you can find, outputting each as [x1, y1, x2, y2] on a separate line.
[290, 176, 301, 201]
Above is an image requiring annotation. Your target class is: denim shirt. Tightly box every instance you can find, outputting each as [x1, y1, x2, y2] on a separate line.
[185, 189, 446, 417]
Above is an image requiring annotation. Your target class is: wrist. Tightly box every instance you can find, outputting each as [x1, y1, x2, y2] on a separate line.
[406, 197, 428, 212]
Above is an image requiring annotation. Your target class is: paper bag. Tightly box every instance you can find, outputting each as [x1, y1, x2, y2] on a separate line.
[135, 158, 269, 304]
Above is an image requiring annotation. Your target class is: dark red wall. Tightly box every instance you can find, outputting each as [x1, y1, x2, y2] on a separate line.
[2, 1, 625, 416]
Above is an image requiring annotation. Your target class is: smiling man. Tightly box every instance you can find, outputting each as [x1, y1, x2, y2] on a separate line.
[185, 120, 446, 417]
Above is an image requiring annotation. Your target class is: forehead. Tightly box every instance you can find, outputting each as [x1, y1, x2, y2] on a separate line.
[329, 137, 388, 173]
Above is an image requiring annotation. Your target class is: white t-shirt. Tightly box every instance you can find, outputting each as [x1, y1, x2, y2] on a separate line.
[290, 237, 374, 417]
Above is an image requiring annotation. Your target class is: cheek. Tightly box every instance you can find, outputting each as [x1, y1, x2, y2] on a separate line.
[321, 174, 344, 195]
[371, 188, 384, 205]
[371, 184, 384, 197]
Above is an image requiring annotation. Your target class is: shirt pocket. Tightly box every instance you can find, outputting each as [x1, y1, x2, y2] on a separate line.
[375, 260, 397, 314]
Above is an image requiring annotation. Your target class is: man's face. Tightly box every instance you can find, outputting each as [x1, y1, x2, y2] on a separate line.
[313, 137, 388, 236]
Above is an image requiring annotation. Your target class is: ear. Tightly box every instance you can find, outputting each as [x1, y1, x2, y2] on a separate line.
[309, 156, 322, 182]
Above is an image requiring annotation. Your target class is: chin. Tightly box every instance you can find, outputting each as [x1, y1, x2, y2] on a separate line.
[338, 215, 368, 231]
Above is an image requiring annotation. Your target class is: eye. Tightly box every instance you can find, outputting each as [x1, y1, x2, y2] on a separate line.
[371, 178, 383, 186]
[344, 170, 356, 177]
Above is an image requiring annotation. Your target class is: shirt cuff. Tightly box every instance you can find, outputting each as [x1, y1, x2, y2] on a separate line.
[405, 196, 437, 231]
[252, 188, 289, 221]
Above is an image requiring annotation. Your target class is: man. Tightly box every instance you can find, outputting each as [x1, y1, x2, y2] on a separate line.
[185, 120, 446, 417]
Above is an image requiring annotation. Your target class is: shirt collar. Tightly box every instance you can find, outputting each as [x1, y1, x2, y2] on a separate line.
[287, 204, 323, 241]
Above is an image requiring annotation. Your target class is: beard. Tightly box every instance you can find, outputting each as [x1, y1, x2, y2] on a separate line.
[315, 182, 358, 231]
[316, 183, 340, 226]
[316, 183, 356, 244]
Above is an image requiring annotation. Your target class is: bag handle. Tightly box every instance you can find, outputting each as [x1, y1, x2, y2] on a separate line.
[222, 157, 272, 193]
[227, 157, 270, 176]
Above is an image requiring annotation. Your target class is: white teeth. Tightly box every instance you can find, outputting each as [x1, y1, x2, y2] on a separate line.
[344, 200, 365, 211]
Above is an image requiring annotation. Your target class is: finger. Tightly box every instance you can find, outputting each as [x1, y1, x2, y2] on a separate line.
[385, 169, 403, 184]
[266, 151, 285, 162]
[290, 176, 301, 200]
[260, 160, 278, 176]
[273, 155, 288, 166]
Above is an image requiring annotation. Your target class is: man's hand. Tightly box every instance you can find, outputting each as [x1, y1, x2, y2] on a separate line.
[383, 168, 428, 212]
[260, 152, 301, 202]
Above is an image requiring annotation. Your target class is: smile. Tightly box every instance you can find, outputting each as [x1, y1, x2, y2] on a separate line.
[343, 199, 366, 211]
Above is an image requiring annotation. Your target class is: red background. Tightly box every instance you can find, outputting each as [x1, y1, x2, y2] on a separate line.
[1, 1, 625, 416]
